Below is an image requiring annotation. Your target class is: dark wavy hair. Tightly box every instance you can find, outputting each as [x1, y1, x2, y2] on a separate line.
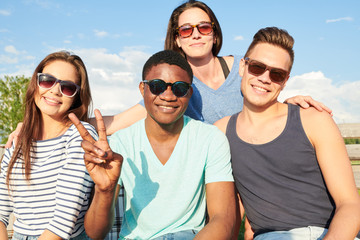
[164, 0, 222, 57]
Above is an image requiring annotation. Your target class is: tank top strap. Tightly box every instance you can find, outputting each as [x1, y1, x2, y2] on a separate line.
[217, 56, 230, 79]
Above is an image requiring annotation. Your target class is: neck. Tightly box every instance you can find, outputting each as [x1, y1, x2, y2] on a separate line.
[187, 54, 225, 89]
[38, 114, 70, 140]
[144, 116, 184, 143]
[241, 100, 284, 124]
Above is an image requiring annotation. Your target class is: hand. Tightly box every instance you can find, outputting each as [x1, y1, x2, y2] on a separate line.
[284, 95, 333, 116]
[68, 109, 123, 192]
[5, 122, 23, 148]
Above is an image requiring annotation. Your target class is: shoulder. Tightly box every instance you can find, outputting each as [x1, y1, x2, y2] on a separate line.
[222, 55, 235, 67]
[111, 119, 143, 141]
[300, 107, 339, 143]
[185, 117, 228, 141]
[67, 121, 98, 142]
[214, 116, 232, 134]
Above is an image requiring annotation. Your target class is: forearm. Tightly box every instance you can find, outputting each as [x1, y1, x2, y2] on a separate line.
[38, 230, 63, 240]
[324, 202, 360, 239]
[84, 185, 118, 239]
[0, 221, 8, 240]
[195, 215, 234, 240]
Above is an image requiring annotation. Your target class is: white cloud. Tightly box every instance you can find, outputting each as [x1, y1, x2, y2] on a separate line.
[94, 29, 108, 38]
[0, 10, 11, 16]
[70, 48, 150, 115]
[64, 40, 71, 44]
[279, 71, 360, 123]
[326, 17, 353, 23]
[0, 55, 18, 64]
[5, 45, 20, 55]
[234, 36, 244, 41]
[0, 28, 9, 33]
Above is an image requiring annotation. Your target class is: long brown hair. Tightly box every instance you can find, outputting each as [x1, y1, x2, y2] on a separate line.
[164, 0, 223, 57]
[6, 51, 92, 187]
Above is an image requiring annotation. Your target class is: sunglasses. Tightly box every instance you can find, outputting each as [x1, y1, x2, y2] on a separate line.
[37, 73, 80, 97]
[244, 58, 289, 83]
[143, 79, 191, 98]
[177, 22, 214, 38]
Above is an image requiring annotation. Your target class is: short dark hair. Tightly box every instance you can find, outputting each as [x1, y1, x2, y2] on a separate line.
[244, 27, 295, 71]
[142, 50, 193, 82]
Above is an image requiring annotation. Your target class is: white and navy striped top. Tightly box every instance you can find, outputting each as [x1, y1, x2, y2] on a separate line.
[0, 122, 97, 239]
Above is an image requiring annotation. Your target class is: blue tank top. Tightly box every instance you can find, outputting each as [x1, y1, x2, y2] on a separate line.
[185, 55, 243, 124]
[226, 104, 335, 236]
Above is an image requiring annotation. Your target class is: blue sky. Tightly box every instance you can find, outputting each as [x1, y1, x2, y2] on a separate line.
[1, 0, 359, 123]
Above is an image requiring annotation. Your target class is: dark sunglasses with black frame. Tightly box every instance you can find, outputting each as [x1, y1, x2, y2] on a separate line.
[244, 57, 289, 83]
[142, 79, 191, 98]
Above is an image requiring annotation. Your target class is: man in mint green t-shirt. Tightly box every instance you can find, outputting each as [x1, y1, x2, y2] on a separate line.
[70, 50, 236, 240]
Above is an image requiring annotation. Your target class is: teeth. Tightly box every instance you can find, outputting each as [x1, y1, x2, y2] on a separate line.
[160, 106, 174, 109]
[253, 86, 267, 92]
[45, 97, 60, 104]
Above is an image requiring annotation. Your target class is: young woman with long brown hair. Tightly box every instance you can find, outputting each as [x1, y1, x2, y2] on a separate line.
[0, 51, 97, 240]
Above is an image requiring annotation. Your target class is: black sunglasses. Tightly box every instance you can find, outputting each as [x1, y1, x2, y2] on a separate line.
[143, 79, 191, 97]
[177, 22, 214, 38]
[244, 57, 289, 83]
[37, 73, 80, 97]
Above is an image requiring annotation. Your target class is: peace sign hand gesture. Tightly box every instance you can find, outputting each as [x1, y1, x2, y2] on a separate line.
[69, 109, 123, 193]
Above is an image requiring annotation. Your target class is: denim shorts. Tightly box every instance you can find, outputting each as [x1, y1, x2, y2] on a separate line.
[13, 231, 88, 240]
[254, 226, 360, 240]
[151, 230, 198, 240]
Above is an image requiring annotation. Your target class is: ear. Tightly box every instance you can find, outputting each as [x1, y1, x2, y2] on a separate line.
[281, 75, 290, 90]
[213, 37, 216, 44]
[188, 85, 193, 98]
[239, 58, 246, 77]
[139, 81, 145, 97]
[175, 36, 181, 48]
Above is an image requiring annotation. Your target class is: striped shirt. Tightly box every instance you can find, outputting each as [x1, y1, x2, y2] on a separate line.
[0, 122, 97, 239]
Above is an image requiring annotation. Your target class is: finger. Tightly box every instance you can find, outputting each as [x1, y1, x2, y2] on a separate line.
[5, 132, 14, 148]
[69, 113, 96, 144]
[94, 109, 107, 142]
[84, 152, 105, 164]
[5, 122, 23, 148]
[82, 140, 107, 159]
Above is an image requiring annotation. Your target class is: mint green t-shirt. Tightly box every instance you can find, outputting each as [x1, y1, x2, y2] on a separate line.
[109, 116, 233, 239]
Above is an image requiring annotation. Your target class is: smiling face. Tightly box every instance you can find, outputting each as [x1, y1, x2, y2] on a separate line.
[240, 43, 291, 109]
[175, 7, 215, 60]
[141, 63, 192, 127]
[35, 60, 79, 122]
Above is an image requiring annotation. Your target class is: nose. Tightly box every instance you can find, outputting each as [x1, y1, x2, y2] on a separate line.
[192, 26, 201, 39]
[50, 82, 62, 95]
[159, 86, 177, 101]
[258, 70, 272, 84]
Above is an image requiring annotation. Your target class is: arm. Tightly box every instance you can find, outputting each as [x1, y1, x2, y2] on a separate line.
[38, 230, 63, 240]
[90, 103, 146, 135]
[195, 182, 236, 240]
[69, 110, 123, 239]
[302, 108, 360, 239]
[0, 221, 8, 240]
[285, 95, 332, 115]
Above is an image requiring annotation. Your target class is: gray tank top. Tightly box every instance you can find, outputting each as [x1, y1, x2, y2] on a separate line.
[226, 104, 335, 236]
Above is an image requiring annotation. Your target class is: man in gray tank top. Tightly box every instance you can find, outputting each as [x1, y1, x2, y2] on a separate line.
[215, 27, 360, 239]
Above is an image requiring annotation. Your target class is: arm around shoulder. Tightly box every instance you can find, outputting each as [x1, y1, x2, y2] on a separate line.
[91, 104, 147, 135]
